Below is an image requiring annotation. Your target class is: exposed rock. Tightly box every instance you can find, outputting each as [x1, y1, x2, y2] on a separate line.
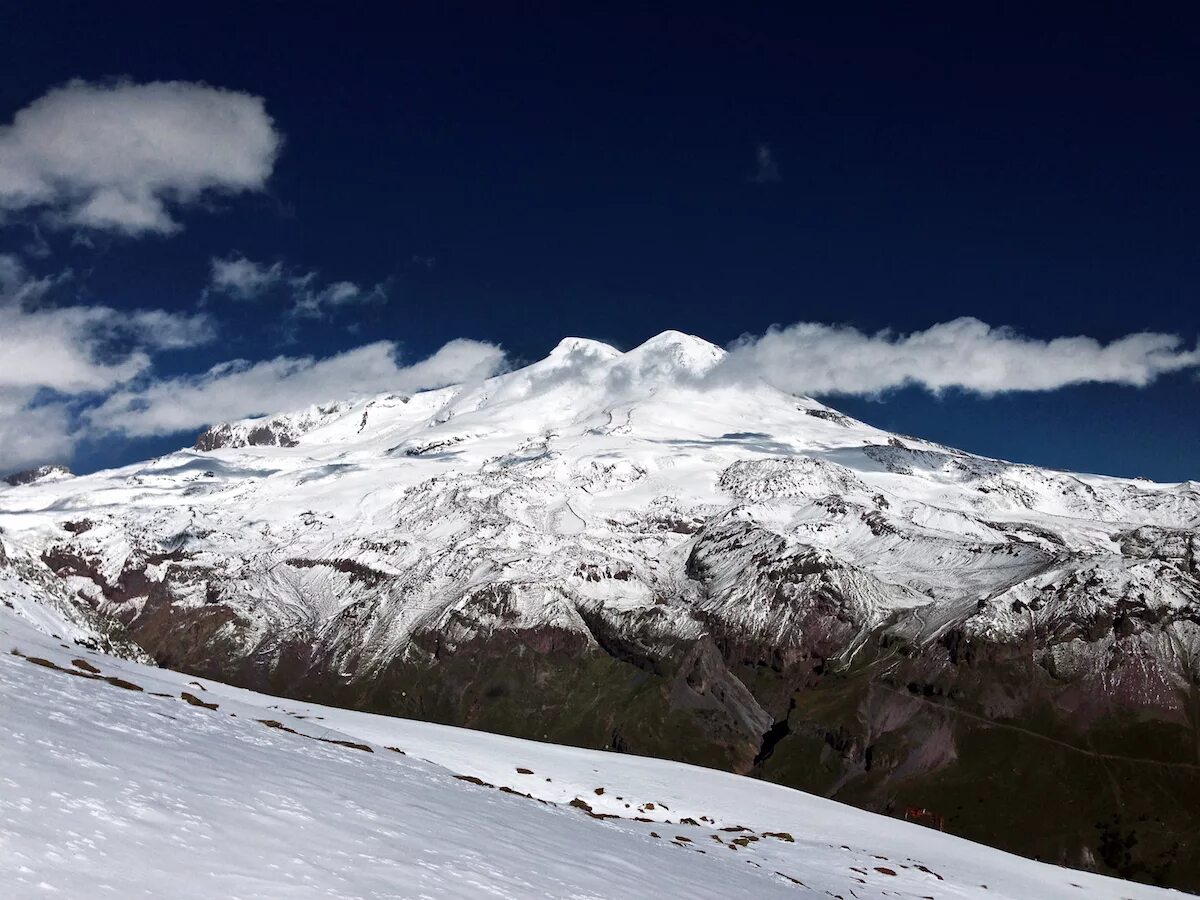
[3, 463, 72, 486]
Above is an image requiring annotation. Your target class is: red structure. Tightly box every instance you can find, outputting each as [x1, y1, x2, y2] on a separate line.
[903, 806, 945, 831]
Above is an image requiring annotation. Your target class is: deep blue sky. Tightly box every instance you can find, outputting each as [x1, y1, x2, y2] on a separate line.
[3, 3, 1199, 479]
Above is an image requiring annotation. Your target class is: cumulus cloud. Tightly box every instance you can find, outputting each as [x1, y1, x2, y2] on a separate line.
[207, 254, 387, 318]
[0, 79, 281, 235]
[87, 339, 507, 438]
[712, 317, 1200, 396]
[0, 254, 215, 471]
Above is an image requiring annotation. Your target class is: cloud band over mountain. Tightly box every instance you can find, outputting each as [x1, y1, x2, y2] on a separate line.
[711, 317, 1200, 396]
[5, 296, 1200, 474]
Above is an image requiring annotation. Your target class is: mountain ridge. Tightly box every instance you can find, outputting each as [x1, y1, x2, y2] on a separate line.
[2, 330, 1199, 890]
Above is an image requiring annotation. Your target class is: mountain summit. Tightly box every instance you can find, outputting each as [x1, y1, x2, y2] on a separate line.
[2, 330, 1199, 889]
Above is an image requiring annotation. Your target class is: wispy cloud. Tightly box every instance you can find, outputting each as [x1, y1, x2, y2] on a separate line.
[208, 256, 285, 299]
[289, 276, 388, 319]
[87, 339, 506, 439]
[748, 144, 781, 184]
[0, 249, 502, 471]
[207, 254, 387, 318]
[0, 254, 215, 471]
[711, 318, 1200, 396]
[0, 79, 281, 236]
[0, 255, 213, 395]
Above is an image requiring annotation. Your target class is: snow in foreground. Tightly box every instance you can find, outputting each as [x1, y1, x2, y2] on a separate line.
[0, 612, 1184, 899]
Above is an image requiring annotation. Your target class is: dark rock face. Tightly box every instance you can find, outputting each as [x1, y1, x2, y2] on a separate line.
[64, 540, 1200, 892]
[19, 448, 1200, 891]
[1119, 526, 1199, 575]
[24, 472, 1200, 893]
[194, 423, 299, 450]
[3, 464, 72, 486]
[193, 402, 350, 450]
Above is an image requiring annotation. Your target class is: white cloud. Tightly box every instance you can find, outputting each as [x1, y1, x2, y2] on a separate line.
[207, 254, 387, 318]
[123, 309, 217, 351]
[0, 254, 214, 394]
[1, 305, 150, 394]
[0, 254, 215, 471]
[712, 317, 1200, 396]
[0, 391, 75, 474]
[0, 253, 498, 472]
[0, 80, 281, 235]
[290, 278, 387, 318]
[87, 339, 507, 438]
[208, 256, 284, 299]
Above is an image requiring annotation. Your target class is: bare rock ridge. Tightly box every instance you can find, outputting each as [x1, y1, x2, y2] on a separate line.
[2, 330, 1198, 890]
[3, 463, 72, 486]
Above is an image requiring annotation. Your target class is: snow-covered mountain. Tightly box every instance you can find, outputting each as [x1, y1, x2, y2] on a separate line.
[0, 602, 1182, 899]
[3, 330, 1199, 890]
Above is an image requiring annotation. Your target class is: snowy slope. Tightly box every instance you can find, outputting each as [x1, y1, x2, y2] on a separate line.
[2, 330, 1199, 888]
[2, 330, 1195, 704]
[1, 606, 1184, 900]
[4, 330, 1195, 665]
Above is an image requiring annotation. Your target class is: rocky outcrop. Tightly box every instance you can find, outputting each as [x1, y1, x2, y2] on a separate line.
[193, 402, 352, 450]
[3, 463, 72, 486]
